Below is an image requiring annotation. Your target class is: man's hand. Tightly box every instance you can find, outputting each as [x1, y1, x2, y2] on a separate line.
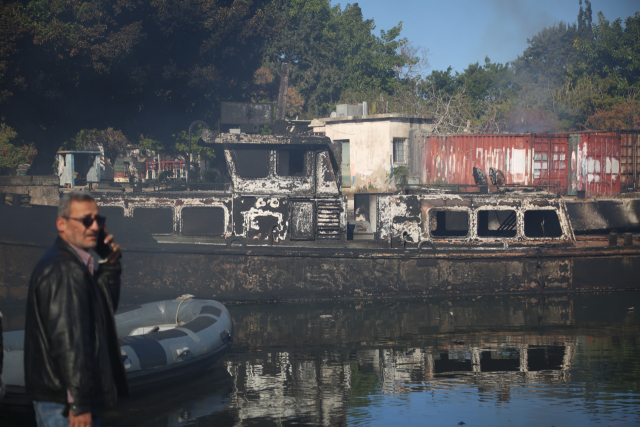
[102, 233, 121, 264]
[68, 411, 92, 427]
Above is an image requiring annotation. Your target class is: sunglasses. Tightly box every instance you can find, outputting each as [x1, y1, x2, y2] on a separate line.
[63, 215, 107, 228]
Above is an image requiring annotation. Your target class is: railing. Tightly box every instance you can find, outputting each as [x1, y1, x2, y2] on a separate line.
[403, 182, 562, 194]
[150, 182, 230, 192]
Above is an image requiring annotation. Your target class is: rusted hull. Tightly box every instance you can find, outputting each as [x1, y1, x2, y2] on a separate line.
[1, 241, 639, 304]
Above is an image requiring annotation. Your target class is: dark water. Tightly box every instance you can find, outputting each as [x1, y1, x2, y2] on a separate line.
[2, 292, 640, 426]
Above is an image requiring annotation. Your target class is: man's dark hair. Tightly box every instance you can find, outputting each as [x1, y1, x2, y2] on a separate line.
[58, 191, 96, 218]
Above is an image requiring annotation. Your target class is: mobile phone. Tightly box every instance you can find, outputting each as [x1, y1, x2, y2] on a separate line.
[95, 227, 113, 259]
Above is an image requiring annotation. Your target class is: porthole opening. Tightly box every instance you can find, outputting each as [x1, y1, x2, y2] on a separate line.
[277, 149, 306, 177]
[234, 149, 270, 178]
[430, 210, 469, 238]
[524, 210, 562, 238]
[477, 210, 517, 238]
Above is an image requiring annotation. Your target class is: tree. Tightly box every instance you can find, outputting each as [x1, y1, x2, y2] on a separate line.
[0, 0, 284, 173]
[585, 100, 640, 130]
[0, 123, 37, 172]
[387, 165, 409, 191]
[65, 128, 130, 163]
[574, 12, 640, 95]
[261, 1, 408, 117]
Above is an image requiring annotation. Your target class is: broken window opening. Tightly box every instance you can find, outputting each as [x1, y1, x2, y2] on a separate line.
[477, 209, 517, 238]
[524, 210, 562, 238]
[430, 210, 469, 238]
[277, 149, 306, 177]
[182, 207, 226, 236]
[133, 207, 174, 234]
[393, 137, 407, 164]
[233, 149, 270, 178]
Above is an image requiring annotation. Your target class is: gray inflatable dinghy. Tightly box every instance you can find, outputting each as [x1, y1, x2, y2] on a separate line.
[0, 295, 234, 405]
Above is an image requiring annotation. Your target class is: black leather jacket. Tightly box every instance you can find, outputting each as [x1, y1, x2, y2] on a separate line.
[24, 237, 129, 415]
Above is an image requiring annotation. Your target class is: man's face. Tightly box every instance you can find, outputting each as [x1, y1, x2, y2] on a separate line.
[57, 200, 101, 250]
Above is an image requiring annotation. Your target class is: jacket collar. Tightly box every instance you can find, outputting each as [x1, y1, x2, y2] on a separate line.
[55, 236, 88, 264]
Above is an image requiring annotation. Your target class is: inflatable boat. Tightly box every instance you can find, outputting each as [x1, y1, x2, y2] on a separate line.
[0, 296, 234, 405]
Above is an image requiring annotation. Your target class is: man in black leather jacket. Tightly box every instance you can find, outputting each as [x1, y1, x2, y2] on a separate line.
[24, 191, 128, 427]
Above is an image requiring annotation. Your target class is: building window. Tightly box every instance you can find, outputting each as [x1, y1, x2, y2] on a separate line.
[393, 138, 407, 164]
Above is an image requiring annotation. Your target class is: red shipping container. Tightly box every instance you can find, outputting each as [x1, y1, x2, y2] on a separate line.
[620, 130, 640, 191]
[531, 134, 569, 193]
[422, 132, 624, 196]
[422, 134, 534, 188]
[568, 132, 620, 197]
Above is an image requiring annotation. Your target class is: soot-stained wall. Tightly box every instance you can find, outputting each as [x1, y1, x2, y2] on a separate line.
[376, 192, 573, 247]
[93, 140, 346, 243]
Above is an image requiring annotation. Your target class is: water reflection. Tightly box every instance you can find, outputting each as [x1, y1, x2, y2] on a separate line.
[1, 293, 639, 426]
[101, 369, 233, 427]
[221, 294, 639, 427]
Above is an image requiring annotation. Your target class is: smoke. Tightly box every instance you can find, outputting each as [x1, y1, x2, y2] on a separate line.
[502, 109, 559, 133]
[477, 0, 555, 65]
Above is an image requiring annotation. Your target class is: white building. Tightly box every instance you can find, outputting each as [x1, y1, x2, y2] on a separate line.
[311, 114, 433, 193]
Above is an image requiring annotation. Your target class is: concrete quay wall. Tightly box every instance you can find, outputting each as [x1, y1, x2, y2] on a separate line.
[0, 176, 60, 206]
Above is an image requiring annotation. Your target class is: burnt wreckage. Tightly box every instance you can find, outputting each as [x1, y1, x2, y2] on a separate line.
[1, 133, 639, 302]
[95, 133, 347, 243]
[92, 134, 574, 249]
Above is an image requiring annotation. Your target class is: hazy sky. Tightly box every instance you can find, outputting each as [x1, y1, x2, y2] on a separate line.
[331, 0, 639, 74]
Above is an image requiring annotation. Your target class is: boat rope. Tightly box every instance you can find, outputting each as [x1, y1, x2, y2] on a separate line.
[175, 294, 194, 326]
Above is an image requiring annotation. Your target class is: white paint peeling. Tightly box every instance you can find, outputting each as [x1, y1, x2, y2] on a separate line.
[612, 158, 620, 175]
[377, 192, 571, 245]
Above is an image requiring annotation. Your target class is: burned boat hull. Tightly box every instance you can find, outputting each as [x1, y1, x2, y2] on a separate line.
[1, 130, 640, 303]
[112, 243, 640, 300]
[1, 208, 640, 303]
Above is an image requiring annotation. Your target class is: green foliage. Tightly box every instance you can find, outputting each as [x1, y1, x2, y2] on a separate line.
[574, 12, 640, 95]
[346, 363, 379, 408]
[1, 0, 638, 174]
[1, 0, 283, 173]
[138, 136, 166, 154]
[172, 125, 216, 160]
[261, 0, 408, 117]
[387, 165, 410, 190]
[156, 170, 171, 182]
[0, 123, 37, 170]
[61, 128, 129, 161]
[387, 3, 638, 133]
[200, 169, 220, 183]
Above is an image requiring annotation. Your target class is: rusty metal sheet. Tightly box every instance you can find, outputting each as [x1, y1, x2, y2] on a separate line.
[422, 134, 533, 188]
[532, 134, 569, 193]
[620, 130, 639, 191]
[422, 132, 625, 196]
[570, 132, 620, 197]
